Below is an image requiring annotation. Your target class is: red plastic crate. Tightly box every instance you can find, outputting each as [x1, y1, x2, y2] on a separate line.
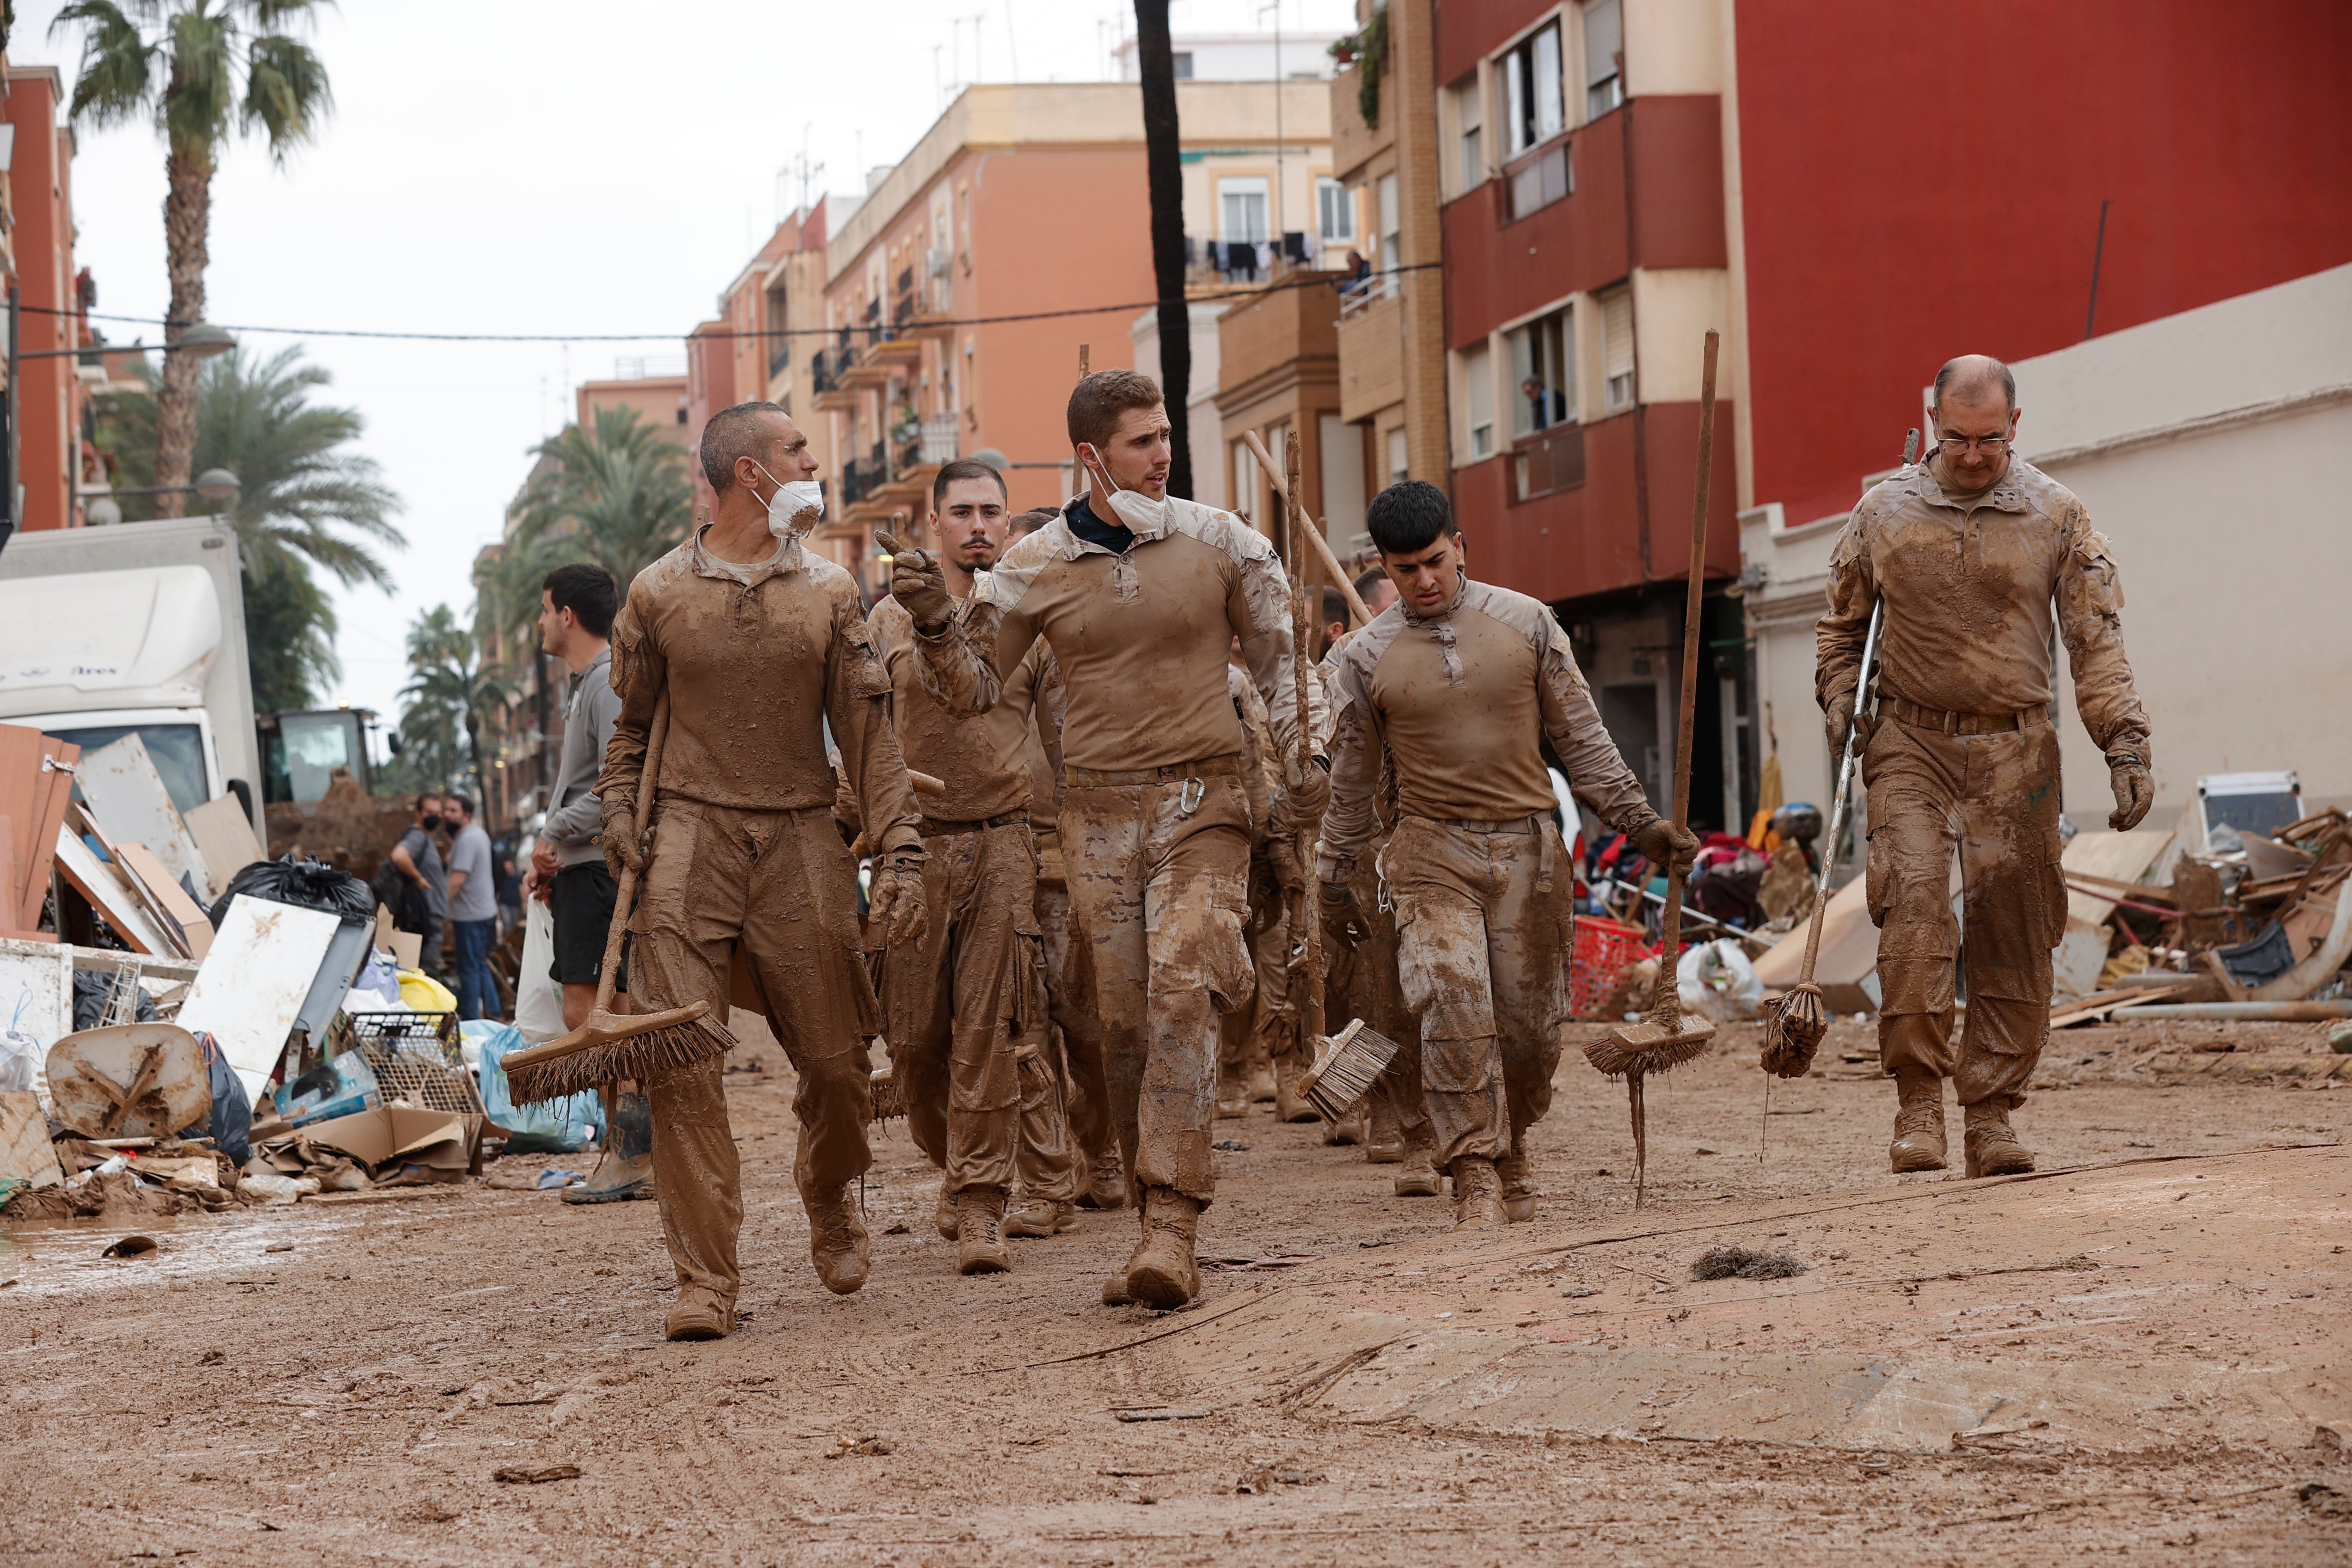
[1569, 916, 1651, 1020]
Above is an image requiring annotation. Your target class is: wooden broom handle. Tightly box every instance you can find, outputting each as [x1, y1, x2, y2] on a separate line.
[1651, 331, 1719, 1020]
[1243, 427, 1372, 628]
[1284, 429, 1325, 1047]
[592, 691, 671, 1017]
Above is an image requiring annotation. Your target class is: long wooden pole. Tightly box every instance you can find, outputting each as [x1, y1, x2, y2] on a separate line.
[1243, 427, 1371, 628]
[1648, 330, 1719, 1023]
[1283, 429, 1325, 1060]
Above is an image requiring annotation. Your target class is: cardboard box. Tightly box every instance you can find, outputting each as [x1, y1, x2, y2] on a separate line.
[299, 1104, 482, 1176]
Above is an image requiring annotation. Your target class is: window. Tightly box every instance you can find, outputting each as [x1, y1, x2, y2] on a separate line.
[1584, 0, 1623, 119]
[1503, 21, 1564, 158]
[1455, 79, 1483, 190]
[1602, 288, 1635, 410]
[1316, 177, 1354, 244]
[1386, 426, 1409, 486]
[1172, 52, 1194, 79]
[1219, 176, 1270, 243]
[1508, 143, 1571, 219]
[1462, 343, 1495, 459]
[1377, 172, 1401, 275]
[1507, 308, 1575, 437]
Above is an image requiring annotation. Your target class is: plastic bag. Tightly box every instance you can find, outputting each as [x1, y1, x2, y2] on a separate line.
[194, 1031, 254, 1165]
[1, 990, 41, 1095]
[513, 899, 567, 1044]
[1678, 937, 1764, 1022]
[207, 855, 374, 930]
[398, 969, 458, 1013]
[238, 1173, 319, 1205]
[474, 1023, 603, 1154]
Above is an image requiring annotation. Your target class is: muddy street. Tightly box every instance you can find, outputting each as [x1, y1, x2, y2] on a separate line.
[5, 1020, 2350, 1565]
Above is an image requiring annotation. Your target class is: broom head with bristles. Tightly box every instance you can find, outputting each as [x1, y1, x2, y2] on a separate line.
[1583, 1005, 1717, 1080]
[869, 1066, 905, 1123]
[1298, 1018, 1400, 1123]
[1759, 982, 1828, 1078]
[501, 1000, 735, 1105]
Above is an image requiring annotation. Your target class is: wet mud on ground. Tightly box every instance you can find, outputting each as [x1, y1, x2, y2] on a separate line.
[3, 1017, 2349, 1564]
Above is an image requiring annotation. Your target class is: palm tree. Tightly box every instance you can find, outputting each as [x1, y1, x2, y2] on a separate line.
[54, 0, 333, 516]
[398, 605, 520, 813]
[490, 405, 694, 642]
[92, 345, 403, 710]
[1133, 0, 1192, 498]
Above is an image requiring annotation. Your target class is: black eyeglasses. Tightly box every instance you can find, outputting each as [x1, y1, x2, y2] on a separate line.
[1935, 434, 2012, 455]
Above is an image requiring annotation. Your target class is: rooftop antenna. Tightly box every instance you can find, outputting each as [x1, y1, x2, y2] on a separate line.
[1005, 0, 1021, 81]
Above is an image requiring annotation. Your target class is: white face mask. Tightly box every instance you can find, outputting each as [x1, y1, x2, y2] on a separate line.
[754, 464, 825, 538]
[1081, 447, 1170, 535]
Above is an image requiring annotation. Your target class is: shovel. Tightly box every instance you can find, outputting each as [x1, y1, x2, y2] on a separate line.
[1583, 330, 1722, 1207]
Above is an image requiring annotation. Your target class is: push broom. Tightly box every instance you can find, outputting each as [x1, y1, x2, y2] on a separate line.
[1757, 428, 1918, 1083]
[1582, 329, 1723, 1208]
[502, 692, 737, 1105]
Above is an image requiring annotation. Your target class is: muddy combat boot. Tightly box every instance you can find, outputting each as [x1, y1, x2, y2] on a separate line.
[934, 1177, 960, 1240]
[956, 1189, 1012, 1275]
[1004, 1195, 1076, 1238]
[1076, 1150, 1128, 1211]
[1889, 1067, 1949, 1173]
[1394, 1141, 1442, 1198]
[805, 1184, 872, 1295]
[1274, 1055, 1319, 1124]
[1124, 1187, 1203, 1309]
[1322, 1105, 1366, 1147]
[1216, 1066, 1251, 1120]
[664, 1286, 735, 1342]
[1246, 1057, 1278, 1105]
[563, 1090, 655, 1204]
[1450, 1155, 1507, 1231]
[1497, 1151, 1537, 1223]
[1363, 1096, 1404, 1164]
[1963, 1097, 2035, 1178]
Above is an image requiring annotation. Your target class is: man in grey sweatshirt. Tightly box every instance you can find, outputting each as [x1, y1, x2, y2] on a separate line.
[522, 563, 651, 1204]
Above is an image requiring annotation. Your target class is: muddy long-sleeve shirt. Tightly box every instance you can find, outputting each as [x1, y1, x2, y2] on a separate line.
[910, 495, 1323, 774]
[601, 526, 923, 858]
[870, 585, 1057, 826]
[1319, 575, 1659, 884]
[1817, 457, 2150, 758]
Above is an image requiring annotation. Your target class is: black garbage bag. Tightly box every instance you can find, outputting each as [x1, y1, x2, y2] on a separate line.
[207, 855, 374, 929]
[196, 1031, 253, 1165]
[70, 968, 161, 1032]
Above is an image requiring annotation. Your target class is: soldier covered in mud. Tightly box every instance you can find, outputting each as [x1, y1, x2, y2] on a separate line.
[870, 462, 1073, 1273]
[1321, 481, 1694, 1230]
[601, 400, 927, 1340]
[889, 368, 1322, 1310]
[1819, 354, 2152, 1178]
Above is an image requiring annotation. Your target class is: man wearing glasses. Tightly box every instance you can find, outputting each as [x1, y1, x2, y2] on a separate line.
[1817, 355, 2153, 1179]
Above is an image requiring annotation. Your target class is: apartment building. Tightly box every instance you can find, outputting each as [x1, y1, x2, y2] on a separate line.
[2, 62, 88, 539]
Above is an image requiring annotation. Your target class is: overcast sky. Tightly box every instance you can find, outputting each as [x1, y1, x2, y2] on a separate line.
[17, 0, 1356, 724]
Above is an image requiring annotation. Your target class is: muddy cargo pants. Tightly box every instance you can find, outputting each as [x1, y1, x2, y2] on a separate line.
[1388, 815, 1575, 1167]
[1218, 879, 1290, 1082]
[1323, 828, 1432, 1145]
[1863, 708, 2066, 1107]
[1061, 755, 1255, 1205]
[882, 818, 1041, 1196]
[629, 799, 881, 1303]
[1036, 861, 1105, 1182]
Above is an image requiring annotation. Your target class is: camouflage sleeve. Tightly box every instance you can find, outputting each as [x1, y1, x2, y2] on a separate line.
[2055, 504, 2152, 760]
[828, 588, 924, 858]
[1535, 624, 1658, 836]
[912, 594, 1035, 720]
[1227, 665, 1277, 848]
[1037, 646, 1067, 816]
[1228, 546, 1327, 764]
[1315, 657, 1381, 885]
[1816, 511, 1877, 713]
[597, 591, 662, 805]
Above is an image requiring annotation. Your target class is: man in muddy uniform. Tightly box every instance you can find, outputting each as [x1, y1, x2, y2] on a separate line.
[1819, 355, 2151, 1178]
[602, 401, 926, 1339]
[891, 369, 1320, 1309]
[871, 462, 1069, 1273]
[1322, 482, 1693, 1229]
[1214, 654, 1297, 1121]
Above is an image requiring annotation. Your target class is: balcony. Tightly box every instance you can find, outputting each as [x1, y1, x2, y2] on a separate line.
[1328, 52, 1391, 184]
[1335, 286, 1405, 425]
[768, 339, 791, 378]
[809, 349, 858, 412]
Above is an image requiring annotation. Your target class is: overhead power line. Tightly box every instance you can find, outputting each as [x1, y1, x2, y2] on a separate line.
[26, 265, 1441, 346]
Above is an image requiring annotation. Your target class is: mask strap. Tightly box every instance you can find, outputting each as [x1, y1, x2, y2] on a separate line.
[1079, 446, 1121, 500]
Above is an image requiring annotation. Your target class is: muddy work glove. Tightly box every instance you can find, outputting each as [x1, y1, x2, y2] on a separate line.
[1319, 880, 1365, 950]
[1264, 835, 1307, 897]
[1286, 756, 1332, 828]
[2107, 750, 2154, 832]
[885, 538, 955, 636]
[599, 793, 646, 881]
[1631, 816, 1701, 879]
[1824, 689, 1874, 760]
[866, 851, 929, 946]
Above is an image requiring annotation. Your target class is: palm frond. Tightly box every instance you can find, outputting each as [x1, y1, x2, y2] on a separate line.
[160, 6, 238, 157]
[240, 33, 331, 159]
[53, 1, 157, 126]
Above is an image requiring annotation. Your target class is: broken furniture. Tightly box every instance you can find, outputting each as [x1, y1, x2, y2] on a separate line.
[45, 1022, 211, 1139]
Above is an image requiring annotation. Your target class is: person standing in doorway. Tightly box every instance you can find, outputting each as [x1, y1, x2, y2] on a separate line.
[444, 794, 499, 1020]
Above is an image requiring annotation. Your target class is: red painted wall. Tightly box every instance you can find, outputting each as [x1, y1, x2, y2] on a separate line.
[6, 71, 76, 532]
[1736, 0, 2352, 527]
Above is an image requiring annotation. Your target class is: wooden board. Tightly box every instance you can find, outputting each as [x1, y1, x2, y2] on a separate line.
[0, 725, 78, 931]
[75, 733, 211, 903]
[177, 894, 342, 1099]
[114, 841, 214, 960]
[0, 1089, 64, 1189]
[2062, 829, 2176, 928]
[1752, 874, 1878, 991]
[50, 826, 174, 955]
[182, 794, 263, 897]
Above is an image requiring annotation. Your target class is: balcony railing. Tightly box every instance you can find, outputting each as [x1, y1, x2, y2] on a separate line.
[920, 413, 959, 465]
[768, 339, 791, 377]
[841, 457, 885, 507]
[1338, 270, 1400, 320]
[810, 349, 841, 393]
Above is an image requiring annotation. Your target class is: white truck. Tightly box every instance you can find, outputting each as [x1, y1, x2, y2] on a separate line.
[0, 514, 265, 842]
